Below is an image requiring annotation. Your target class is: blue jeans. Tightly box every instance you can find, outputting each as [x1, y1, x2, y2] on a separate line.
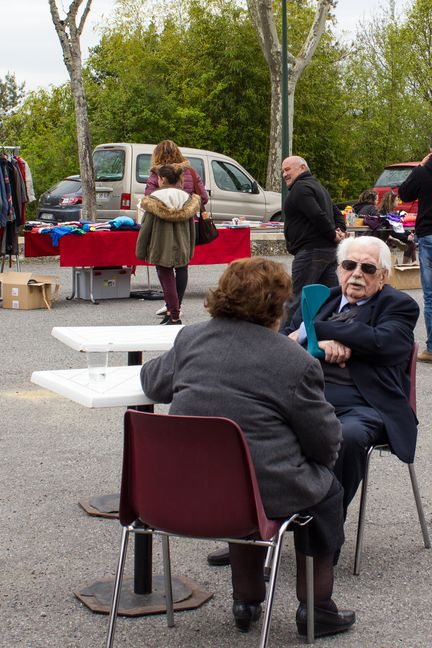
[285, 247, 338, 322]
[418, 235, 432, 351]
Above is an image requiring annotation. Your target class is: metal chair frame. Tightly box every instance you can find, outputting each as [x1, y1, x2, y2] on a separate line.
[353, 342, 431, 575]
[106, 411, 316, 648]
[353, 443, 430, 575]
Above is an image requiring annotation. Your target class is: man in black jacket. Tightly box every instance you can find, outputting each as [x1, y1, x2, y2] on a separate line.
[399, 148, 432, 362]
[282, 156, 346, 322]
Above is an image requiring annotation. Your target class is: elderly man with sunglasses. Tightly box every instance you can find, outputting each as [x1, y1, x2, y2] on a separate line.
[282, 236, 419, 524]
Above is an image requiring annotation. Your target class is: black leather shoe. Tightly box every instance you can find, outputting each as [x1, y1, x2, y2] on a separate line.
[233, 601, 262, 633]
[296, 603, 355, 638]
[207, 547, 230, 566]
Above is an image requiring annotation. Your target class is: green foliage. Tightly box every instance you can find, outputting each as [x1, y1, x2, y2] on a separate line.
[85, 0, 270, 183]
[3, 0, 432, 205]
[3, 85, 78, 199]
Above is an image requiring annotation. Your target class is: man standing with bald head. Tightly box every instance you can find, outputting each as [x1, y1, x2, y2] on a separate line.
[282, 156, 346, 321]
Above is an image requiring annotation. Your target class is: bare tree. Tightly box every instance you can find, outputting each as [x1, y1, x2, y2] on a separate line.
[48, 0, 96, 220]
[247, 0, 334, 190]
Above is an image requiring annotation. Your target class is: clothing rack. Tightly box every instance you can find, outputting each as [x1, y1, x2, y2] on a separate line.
[1, 145, 22, 272]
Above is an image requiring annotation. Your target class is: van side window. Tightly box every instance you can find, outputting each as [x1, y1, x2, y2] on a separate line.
[136, 154, 152, 183]
[212, 161, 253, 193]
[136, 154, 206, 185]
[188, 158, 205, 184]
[94, 150, 125, 181]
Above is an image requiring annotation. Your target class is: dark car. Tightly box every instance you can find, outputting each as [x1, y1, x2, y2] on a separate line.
[372, 162, 420, 213]
[37, 175, 83, 223]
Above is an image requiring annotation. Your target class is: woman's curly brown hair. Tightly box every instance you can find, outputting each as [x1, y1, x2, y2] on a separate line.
[152, 140, 186, 166]
[205, 257, 292, 328]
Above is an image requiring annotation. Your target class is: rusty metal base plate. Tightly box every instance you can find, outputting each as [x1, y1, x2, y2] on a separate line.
[78, 493, 120, 519]
[74, 575, 213, 616]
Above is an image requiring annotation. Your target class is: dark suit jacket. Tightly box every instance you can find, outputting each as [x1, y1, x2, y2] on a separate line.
[287, 284, 420, 463]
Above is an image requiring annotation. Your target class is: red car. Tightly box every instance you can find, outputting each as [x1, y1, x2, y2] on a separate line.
[372, 162, 420, 214]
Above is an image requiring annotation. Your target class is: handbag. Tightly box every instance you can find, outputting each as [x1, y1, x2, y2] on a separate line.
[196, 210, 219, 245]
[190, 167, 219, 245]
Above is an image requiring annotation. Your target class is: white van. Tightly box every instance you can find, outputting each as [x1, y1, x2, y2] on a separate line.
[93, 143, 282, 222]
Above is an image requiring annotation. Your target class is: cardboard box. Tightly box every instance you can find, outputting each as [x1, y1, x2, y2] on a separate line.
[387, 264, 421, 290]
[76, 267, 131, 300]
[0, 272, 60, 309]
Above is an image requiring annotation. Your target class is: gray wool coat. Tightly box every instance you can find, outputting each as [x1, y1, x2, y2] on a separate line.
[136, 189, 201, 267]
[140, 317, 342, 518]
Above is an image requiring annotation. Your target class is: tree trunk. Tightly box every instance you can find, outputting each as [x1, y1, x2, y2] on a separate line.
[48, 0, 96, 221]
[247, 0, 333, 191]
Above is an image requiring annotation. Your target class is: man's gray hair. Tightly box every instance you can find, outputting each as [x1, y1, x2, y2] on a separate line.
[297, 156, 309, 169]
[337, 236, 392, 275]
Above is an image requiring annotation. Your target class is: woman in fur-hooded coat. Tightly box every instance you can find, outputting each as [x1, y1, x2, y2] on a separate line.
[136, 164, 201, 323]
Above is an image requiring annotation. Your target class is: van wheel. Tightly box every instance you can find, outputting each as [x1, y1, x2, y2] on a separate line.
[270, 212, 284, 223]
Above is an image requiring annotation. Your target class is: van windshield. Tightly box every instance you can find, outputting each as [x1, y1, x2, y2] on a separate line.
[93, 149, 125, 181]
[374, 167, 414, 187]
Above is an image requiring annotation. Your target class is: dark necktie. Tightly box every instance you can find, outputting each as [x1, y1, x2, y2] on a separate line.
[328, 303, 360, 322]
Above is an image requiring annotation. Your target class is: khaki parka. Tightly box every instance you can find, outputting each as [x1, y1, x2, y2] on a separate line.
[136, 188, 201, 267]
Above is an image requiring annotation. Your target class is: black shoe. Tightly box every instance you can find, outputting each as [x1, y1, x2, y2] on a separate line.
[166, 318, 182, 325]
[207, 547, 230, 566]
[232, 601, 262, 633]
[159, 314, 171, 325]
[296, 603, 355, 638]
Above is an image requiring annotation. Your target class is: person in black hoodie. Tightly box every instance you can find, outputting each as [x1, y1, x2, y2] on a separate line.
[281, 156, 346, 322]
[399, 148, 432, 362]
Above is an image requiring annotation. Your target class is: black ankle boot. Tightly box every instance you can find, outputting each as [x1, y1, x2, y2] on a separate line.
[296, 603, 355, 638]
[232, 601, 262, 633]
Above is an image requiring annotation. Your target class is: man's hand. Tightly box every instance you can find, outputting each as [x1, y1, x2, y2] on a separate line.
[288, 329, 300, 342]
[318, 340, 352, 367]
[335, 228, 346, 242]
[420, 151, 432, 166]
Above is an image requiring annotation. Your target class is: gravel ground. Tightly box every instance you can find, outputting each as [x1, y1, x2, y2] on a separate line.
[1, 255, 431, 648]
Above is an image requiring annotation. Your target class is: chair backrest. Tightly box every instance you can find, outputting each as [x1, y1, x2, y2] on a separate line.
[408, 342, 418, 414]
[119, 411, 279, 541]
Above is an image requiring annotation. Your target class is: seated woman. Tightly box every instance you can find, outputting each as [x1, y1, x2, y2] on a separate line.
[140, 257, 355, 639]
[353, 190, 391, 241]
[378, 190, 416, 264]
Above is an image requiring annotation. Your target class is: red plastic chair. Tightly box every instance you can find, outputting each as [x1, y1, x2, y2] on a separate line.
[353, 342, 431, 575]
[106, 411, 315, 647]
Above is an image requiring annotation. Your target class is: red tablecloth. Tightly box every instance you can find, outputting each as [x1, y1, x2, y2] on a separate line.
[24, 229, 250, 266]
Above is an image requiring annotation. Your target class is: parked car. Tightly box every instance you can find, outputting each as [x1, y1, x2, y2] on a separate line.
[372, 162, 420, 213]
[37, 176, 113, 223]
[37, 176, 82, 222]
[92, 143, 282, 223]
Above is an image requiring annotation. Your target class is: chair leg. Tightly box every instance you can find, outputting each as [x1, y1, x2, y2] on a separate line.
[263, 544, 274, 581]
[106, 527, 130, 648]
[353, 445, 375, 576]
[305, 555, 314, 644]
[161, 535, 174, 627]
[259, 529, 285, 648]
[408, 463, 431, 549]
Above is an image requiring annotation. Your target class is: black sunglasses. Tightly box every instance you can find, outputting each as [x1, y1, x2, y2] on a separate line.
[341, 259, 379, 275]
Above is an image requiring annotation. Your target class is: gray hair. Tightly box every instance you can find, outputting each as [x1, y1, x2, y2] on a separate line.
[297, 156, 309, 170]
[337, 236, 392, 275]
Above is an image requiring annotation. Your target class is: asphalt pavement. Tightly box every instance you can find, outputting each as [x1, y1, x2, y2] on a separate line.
[1, 256, 431, 648]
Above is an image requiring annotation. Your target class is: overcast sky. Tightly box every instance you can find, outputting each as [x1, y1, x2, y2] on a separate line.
[2, 0, 406, 93]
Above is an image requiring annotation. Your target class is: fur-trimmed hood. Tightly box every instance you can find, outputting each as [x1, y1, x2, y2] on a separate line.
[140, 190, 201, 222]
[149, 160, 191, 175]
